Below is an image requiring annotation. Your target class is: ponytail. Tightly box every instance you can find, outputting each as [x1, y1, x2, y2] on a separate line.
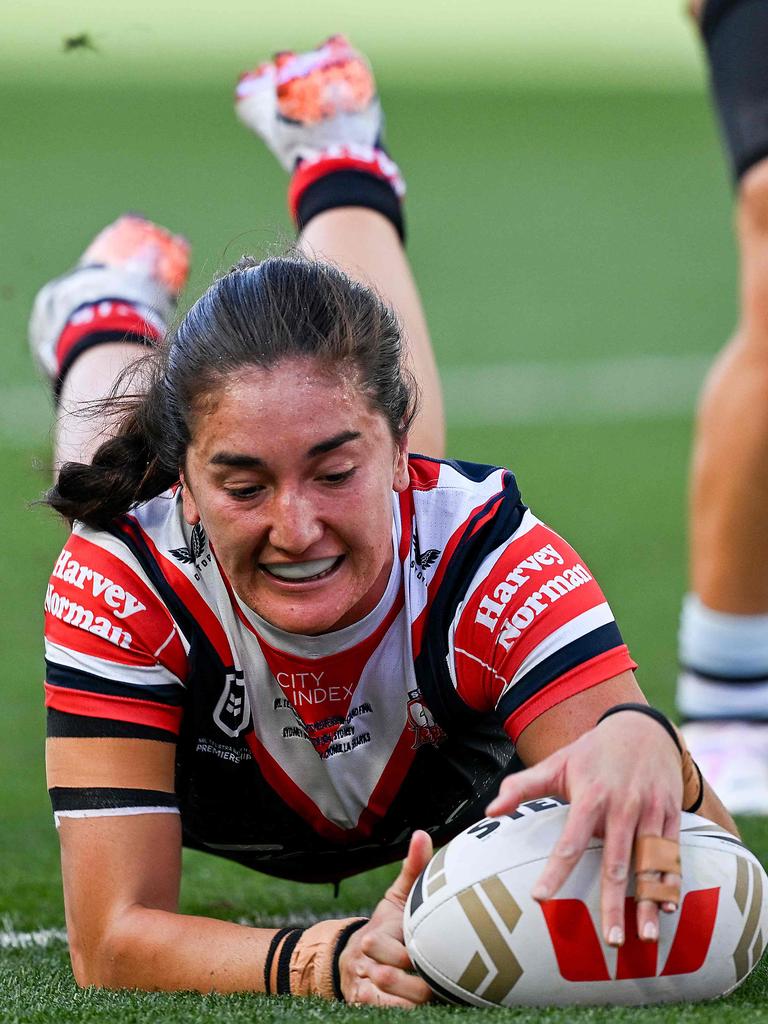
[46, 403, 179, 530]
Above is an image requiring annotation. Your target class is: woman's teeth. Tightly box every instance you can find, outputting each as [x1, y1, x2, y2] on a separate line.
[263, 557, 340, 581]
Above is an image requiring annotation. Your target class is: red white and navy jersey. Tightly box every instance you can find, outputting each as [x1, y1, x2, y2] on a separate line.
[44, 456, 635, 882]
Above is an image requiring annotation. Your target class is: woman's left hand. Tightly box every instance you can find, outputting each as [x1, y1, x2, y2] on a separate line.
[486, 709, 683, 947]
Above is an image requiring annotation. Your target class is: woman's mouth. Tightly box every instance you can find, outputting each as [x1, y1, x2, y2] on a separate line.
[260, 556, 344, 582]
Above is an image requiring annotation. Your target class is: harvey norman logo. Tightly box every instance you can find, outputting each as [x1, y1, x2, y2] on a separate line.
[45, 549, 147, 649]
[474, 542, 593, 651]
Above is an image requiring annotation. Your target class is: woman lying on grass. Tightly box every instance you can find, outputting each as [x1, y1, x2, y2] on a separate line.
[32, 36, 735, 1006]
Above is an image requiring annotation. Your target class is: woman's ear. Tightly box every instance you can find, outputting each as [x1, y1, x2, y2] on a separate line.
[393, 437, 410, 493]
[179, 469, 201, 525]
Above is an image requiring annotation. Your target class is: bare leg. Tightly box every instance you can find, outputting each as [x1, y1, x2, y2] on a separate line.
[691, 162, 768, 612]
[55, 343, 148, 471]
[299, 208, 444, 457]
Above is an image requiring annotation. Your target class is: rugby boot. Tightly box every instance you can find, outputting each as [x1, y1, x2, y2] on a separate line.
[29, 214, 190, 394]
[235, 36, 404, 224]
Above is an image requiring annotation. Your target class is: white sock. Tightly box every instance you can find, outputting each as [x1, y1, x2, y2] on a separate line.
[677, 594, 768, 719]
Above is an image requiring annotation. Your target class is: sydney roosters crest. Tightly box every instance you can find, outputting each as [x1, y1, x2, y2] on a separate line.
[406, 689, 445, 750]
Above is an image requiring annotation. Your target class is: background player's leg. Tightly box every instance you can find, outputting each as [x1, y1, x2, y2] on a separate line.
[678, 0, 768, 812]
[237, 36, 446, 458]
[299, 208, 443, 456]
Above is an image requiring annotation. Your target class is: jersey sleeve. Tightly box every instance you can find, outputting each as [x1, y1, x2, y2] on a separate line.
[449, 518, 636, 741]
[44, 529, 188, 739]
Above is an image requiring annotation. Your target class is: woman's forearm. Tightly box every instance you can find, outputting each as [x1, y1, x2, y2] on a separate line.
[76, 904, 275, 992]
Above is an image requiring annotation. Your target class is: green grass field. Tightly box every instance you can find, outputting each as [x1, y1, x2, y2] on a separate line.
[3, 3, 768, 1020]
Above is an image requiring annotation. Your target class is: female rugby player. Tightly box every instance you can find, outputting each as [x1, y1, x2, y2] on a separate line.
[31, 37, 735, 1006]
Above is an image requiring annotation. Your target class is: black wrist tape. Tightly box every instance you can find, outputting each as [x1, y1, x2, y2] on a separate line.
[597, 703, 683, 754]
[276, 927, 304, 996]
[296, 170, 405, 242]
[701, 0, 768, 181]
[331, 918, 370, 1001]
[264, 927, 295, 995]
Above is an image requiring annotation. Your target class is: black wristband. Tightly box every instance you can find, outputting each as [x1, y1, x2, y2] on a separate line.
[597, 703, 683, 754]
[685, 760, 706, 814]
[264, 927, 295, 995]
[275, 927, 305, 996]
[331, 918, 370, 1001]
[296, 170, 405, 242]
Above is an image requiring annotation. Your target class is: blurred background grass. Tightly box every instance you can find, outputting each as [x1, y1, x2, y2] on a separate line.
[0, 0, 748, 934]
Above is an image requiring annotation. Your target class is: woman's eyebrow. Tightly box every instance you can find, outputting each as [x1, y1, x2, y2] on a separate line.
[209, 432, 361, 467]
[209, 452, 264, 468]
[306, 431, 361, 458]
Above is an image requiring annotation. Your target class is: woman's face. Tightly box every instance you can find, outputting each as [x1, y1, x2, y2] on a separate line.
[180, 359, 409, 635]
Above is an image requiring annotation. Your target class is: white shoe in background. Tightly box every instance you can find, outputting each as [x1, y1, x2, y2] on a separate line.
[682, 720, 768, 815]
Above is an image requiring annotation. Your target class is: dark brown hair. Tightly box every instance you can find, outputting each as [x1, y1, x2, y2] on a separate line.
[47, 253, 418, 529]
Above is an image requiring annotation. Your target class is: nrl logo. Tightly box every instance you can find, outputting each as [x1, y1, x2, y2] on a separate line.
[213, 670, 250, 738]
[170, 523, 207, 566]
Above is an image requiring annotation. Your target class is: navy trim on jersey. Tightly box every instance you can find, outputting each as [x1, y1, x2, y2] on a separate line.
[46, 660, 183, 705]
[46, 707, 177, 742]
[495, 622, 625, 721]
[414, 474, 527, 730]
[410, 453, 507, 484]
[49, 786, 179, 811]
[108, 516, 236, 678]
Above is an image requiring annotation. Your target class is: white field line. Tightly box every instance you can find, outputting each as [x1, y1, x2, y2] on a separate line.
[1, 909, 374, 950]
[0, 353, 712, 446]
[440, 352, 711, 429]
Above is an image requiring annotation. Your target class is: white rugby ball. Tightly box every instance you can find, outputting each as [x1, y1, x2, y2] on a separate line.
[405, 800, 767, 1006]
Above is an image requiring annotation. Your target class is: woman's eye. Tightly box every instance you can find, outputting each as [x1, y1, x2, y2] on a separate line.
[322, 468, 356, 485]
[226, 485, 263, 500]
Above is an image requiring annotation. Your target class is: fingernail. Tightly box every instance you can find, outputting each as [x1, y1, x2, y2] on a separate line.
[663, 902, 678, 914]
[608, 926, 624, 946]
[531, 884, 550, 901]
[642, 922, 658, 941]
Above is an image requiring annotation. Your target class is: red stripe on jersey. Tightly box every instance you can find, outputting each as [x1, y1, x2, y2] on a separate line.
[45, 682, 183, 734]
[503, 646, 636, 742]
[237, 589, 405, 748]
[398, 487, 414, 564]
[45, 534, 187, 679]
[453, 524, 610, 708]
[116, 516, 235, 668]
[244, 724, 417, 842]
[407, 457, 442, 492]
[411, 491, 507, 657]
[56, 302, 161, 369]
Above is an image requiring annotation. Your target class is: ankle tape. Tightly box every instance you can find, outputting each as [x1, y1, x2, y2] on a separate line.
[701, 0, 768, 181]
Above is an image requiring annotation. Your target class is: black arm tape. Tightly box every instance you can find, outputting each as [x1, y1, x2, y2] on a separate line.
[597, 703, 683, 754]
[296, 170, 405, 242]
[264, 928, 295, 996]
[331, 918, 370, 1001]
[275, 927, 305, 995]
[49, 786, 178, 812]
[701, 0, 768, 181]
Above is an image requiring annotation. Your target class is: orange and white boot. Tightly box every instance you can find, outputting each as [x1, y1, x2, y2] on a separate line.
[235, 36, 405, 236]
[29, 214, 190, 395]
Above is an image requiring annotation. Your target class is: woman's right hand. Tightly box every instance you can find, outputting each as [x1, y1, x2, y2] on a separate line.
[338, 830, 435, 1007]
